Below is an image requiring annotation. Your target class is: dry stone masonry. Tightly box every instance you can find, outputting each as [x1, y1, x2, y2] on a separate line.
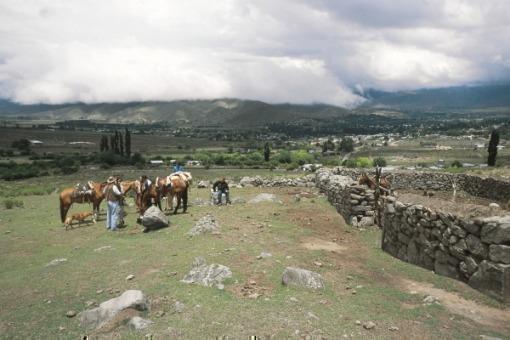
[316, 167, 510, 302]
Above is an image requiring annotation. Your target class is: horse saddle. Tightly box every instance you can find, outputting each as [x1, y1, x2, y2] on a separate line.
[73, 182, 93, 200]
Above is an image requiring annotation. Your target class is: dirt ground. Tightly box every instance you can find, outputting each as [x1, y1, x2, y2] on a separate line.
[396, 189, 509, 218]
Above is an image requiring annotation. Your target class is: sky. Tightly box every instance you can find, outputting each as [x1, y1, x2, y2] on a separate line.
[0, 0, 509, 106]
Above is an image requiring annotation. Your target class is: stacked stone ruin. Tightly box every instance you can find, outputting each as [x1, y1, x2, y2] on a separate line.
[316, 167, 510, 302]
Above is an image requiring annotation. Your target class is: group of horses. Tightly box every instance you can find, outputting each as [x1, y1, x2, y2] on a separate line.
[59, 172, 192, 224]
[358, 172, 391, 194]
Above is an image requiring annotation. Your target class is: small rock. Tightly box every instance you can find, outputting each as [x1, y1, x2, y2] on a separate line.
[46, 258, 67, 267]
[126, 274, 135, 281]
[5, 230, 11, 234]
[256, 252, 272, 259]
[389, 326, 399, 331]
[157, 310, 166, 317]
[423, 295, 439, 304]
[313, 261, 323, 267]
[363, 321, 376, 330]
[289, 297, 299, 302]
[355, 320, 361, 325]
[85, 300, 95, 308]
[96, 289, 104, 294]
[58, 326, 66, 331]
[128, 316, 153, 330]
[66, 310, 77, 318]
[174, 301, 185, 313]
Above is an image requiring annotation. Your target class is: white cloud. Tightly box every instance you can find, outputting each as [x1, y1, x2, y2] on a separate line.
[0, 0, 509, 105]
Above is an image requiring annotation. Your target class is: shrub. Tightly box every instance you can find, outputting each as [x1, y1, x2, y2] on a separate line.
[278, 150, 292, 164]
[451, 160, 463, 168]
[3, 199, 23, 209]
[372, 157, 387, 167]
[356, 157, 372, 168]
[344, 159, 358, 168]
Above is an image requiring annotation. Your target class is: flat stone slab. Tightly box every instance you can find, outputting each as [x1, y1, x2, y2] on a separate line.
[248, 193, 282, 204]
[78, 290, 149, 330]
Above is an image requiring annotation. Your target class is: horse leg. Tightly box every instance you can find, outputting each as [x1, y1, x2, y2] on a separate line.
[182, 189, 188, 213]
[173, 193, 181, 215]
[60, 201, 71, 223]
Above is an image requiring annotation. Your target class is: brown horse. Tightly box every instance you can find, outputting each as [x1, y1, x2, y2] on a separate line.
[156, 173, 190, 214]
[358, 173, 391, 194]
[120, 180, 137, 195]
[59, 181, 107, 223]
[135, 179, 161, 216]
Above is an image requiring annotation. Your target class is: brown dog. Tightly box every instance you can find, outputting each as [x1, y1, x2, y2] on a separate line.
[64, 211, 96, 230]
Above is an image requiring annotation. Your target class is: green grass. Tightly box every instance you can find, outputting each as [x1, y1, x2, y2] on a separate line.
[0, 176, 508, 338]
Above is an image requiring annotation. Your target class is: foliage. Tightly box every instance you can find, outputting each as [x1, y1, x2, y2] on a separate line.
[488, 129, 499, 166]
[450, 160, 463, 168]
[264, 142, 270, 162]
[338, 137, 354, 153]
[2, 199, 23, 209]
[372, 156, 387, 167]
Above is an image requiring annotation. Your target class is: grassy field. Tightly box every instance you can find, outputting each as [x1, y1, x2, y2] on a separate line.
[1, 171, 509, 339]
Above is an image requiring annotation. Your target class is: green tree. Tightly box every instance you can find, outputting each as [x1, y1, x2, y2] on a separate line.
[487, 129, 499, 166]
[338, 137, 354, 153]
[372, 156, 387, 167]
[125, 128, 131, 157]
[264, 142, 270, 162]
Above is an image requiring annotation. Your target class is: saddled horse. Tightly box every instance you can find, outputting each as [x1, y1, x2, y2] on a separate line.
[358, 172, 391, 194]
[59, 181, 107, 223]
[120, 180, 137, 195]
[156, 172, 191, 214]
[134, 179, 161, 217]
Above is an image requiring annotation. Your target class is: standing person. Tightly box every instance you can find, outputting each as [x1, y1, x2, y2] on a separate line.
[173, 162, 184, 173]
[212, 177, 230, 205]
[103, 176, 123, 231]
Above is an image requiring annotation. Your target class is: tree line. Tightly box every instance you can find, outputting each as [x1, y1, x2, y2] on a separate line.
[99, 128, 131, 157]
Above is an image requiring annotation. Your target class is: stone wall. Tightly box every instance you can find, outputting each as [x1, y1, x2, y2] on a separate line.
[329, 167, 510, 203]
[316, 167, 510, 301]
[382, 198, 510, 302]
[315, 169, 378, 227]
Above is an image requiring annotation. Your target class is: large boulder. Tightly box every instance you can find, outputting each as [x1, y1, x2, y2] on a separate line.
[282, 267, 325, 290]
[78, 290, 149, 330]
[181, 257, 232, 289]
[187, 214, 220, 237]
[141, 206, 169, 232]
[248, 193, 282, 204]
[489, 245, 510, 264]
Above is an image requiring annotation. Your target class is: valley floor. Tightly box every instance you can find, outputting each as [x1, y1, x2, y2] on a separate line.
[0, 184, 509, 339]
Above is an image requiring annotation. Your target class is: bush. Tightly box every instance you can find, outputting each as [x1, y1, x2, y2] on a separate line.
[3, 199, 23, 209]
[344, 159, 358, 168]
[278, 150, 292, 164]
[451, 160, 463, 168]
[356, 157, 372, 168]
[372, 157, 387, 167]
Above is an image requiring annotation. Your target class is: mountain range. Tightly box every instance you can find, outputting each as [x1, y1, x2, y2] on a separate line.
[0, 84, 508, 126]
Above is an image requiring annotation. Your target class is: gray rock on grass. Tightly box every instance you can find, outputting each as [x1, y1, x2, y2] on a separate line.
[128, 316, 153, 330]
[187, 215, 220, 236]
[282, 267, 325, 290]
[181, 257, 232, 289]
[78, 290, 149, 330]
[141, 206, 169, 231]
[248, 193, 282, 204]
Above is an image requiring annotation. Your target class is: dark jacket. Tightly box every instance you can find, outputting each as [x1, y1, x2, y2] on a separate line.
[213, 180, 229, 192]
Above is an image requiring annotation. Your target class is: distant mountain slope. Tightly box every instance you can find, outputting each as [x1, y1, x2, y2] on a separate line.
[361, 84, 510, 111]
[0, 98, 352, 126]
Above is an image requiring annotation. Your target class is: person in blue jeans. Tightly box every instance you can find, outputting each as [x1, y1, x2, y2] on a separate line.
[103, 176, 123, 231]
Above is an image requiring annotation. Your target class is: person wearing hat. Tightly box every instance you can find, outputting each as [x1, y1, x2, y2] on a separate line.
[212, 177, 230, 205]
[103, 176, 123, 230]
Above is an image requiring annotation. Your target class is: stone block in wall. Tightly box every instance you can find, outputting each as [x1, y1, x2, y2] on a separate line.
[450, 224, 467, 238]
[398, 232, 410, 244]
[468, 261, 510, 302]
[352, 205, 372, 213]
[481, 217, 510, 244]
[434, 261, 460, 280]
[358, 216, 375, 227]
[462, 221, 480, 236]
[489, 245, 510, 264]
[466, 234, 488, 258]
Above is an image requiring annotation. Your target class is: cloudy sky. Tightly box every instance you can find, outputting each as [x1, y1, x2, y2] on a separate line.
[0, 0, 509, 106]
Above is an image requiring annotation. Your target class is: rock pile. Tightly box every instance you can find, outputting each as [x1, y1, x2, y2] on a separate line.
[239, 175, 315, 188]
[181, 257, 232, 289]
[187, 214, 221, 236]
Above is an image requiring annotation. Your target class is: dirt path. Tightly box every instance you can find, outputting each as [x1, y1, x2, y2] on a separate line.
[400, 278, 510, 330]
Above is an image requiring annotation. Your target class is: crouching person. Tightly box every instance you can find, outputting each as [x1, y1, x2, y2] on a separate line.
[103, 176, 124, 231]
[212, 177, 231, 205]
